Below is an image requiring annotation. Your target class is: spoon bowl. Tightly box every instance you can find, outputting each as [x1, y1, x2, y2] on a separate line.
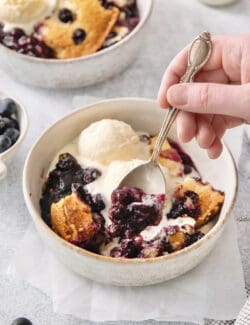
[119, 160, 166, 194]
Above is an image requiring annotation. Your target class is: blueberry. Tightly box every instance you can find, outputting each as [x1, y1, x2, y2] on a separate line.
[0, 98, 18, 117]
[10, 28, 25, 40]
[139, 134, 150, 144]
[0, 28, 55, 59]
[4, 127, 20, 144]
[11, 317, 33, 325]
[0, 134, 12, 153]
[91, 193, 105, 212]
[73, 29, 87, 45]
[2, 117, 18, 130]
[2, 34, 17, 49]
[184, 165, 192, 174]
[59, 8, 74, 23]
[0, 117, 5, 134]
[100, 0, 110, 9]
[185, 231, 204, 247]
[109, 203, 128, 222]
[128, 187, 143, 202]
[111, 187, 142, 205]
[110, 247, 122, 258]
[82, 167, 101, 184]
[111, 188, 133, 205]
[107, 223, 120, 238]
[56, 153, 78, 171]
[120, 238, 142, 258]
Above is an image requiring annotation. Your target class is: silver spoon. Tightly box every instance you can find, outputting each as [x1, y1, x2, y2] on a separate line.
[118, 32, 212, 195]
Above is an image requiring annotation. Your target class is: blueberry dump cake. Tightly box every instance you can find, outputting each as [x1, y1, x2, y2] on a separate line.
[40, 119, 225, 259]
[0, 98, 20, 154]
[0, 0, 139, 59]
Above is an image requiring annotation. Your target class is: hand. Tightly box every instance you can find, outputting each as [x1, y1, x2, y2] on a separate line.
[157, 34, 250, 158]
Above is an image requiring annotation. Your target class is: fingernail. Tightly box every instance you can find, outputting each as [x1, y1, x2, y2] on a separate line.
[167, 84, 188, 106]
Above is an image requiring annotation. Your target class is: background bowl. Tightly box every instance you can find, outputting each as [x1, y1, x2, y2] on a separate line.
[0, 0, 152, 89]
[23, 98, 237, 286]
[0, 91, 28, 180]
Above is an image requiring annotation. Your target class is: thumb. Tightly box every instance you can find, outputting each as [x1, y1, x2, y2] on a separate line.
[167, 83, 250, 122]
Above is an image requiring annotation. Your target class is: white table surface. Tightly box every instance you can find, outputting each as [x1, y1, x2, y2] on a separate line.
[0, 0, 250, 324]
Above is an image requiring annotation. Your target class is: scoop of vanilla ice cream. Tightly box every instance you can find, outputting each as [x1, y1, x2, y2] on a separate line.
[0, 0, 57, 34]
[78, 119, 150, 165]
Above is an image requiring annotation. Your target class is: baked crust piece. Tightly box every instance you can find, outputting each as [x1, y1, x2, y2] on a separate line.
[42, 0, 119, 59]
[178, 177, 225, 228]
[51, 194, 97, 242]
[150, 136, 184, 177]
[168, 231, 188, 251]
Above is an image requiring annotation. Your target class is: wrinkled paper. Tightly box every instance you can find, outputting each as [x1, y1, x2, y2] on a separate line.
[9, 214, 246, 324]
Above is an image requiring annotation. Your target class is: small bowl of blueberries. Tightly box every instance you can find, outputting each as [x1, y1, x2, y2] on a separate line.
[0, 92, 28, 179]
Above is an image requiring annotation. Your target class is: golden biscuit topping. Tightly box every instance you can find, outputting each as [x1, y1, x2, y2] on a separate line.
[177, 177, 225, 228]
[51, 194, 98, 243]
[41, 0, 119, 59]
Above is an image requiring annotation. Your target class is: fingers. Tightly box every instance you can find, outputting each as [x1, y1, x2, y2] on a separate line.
[157, 35, 225, 109]
[195, 68, 229, 84]
[207, 137, 223, 159]
[167, 83, 250, 121]
[196, 116, 216, 149]
[176, 111, 196, 142]
[223, 116, 245, 128]
[176, 113, 223, 159]
[211, 115, 226, 139]
[157, 34, 247, 110]
[176, 112, 226, 159]
[157, 46, 189, 108]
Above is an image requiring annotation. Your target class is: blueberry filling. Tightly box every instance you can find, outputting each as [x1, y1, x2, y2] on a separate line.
[185, 231, 204, 247]
[72, 183, 106, 213]
[58, 8, 75, 23]
[167, 190, 201, 219]
[108, 187, 165, 239]
[101, 0, 140, 48]
[111, 236, 143, 258]
[40, 130, 214, 259]
[0, 25, 54, 58]
[40, 153, 104, 226]
[73, 29, 87, 45]
[168, 138, 197, 174]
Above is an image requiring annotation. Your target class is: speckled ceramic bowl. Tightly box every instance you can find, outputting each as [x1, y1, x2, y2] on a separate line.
[23, 98, 237, 286]
[0, 91, 28, 180]
[0, 0, 152, 89]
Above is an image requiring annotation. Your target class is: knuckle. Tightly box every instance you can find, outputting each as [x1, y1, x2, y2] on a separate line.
[198, 84, 210, 112]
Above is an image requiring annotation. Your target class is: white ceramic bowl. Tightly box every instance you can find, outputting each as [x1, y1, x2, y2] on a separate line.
[23, 98, 237, 286]
[0, 92, 28, 180]
[0, 0, 152, 89]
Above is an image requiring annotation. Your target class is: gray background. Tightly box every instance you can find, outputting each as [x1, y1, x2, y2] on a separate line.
[0, 0, 250, 324]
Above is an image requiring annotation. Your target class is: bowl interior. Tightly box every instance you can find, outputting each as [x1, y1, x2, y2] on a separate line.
[24, 98, 237, 257]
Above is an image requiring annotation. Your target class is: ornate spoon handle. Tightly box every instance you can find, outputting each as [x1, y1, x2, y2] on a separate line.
[151, 31, 212, 164]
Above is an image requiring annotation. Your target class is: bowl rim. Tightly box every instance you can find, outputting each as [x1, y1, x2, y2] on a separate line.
[23, 97, 238, 265]
[0, 0, 153, 64]
[0, 91, 29, 159]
